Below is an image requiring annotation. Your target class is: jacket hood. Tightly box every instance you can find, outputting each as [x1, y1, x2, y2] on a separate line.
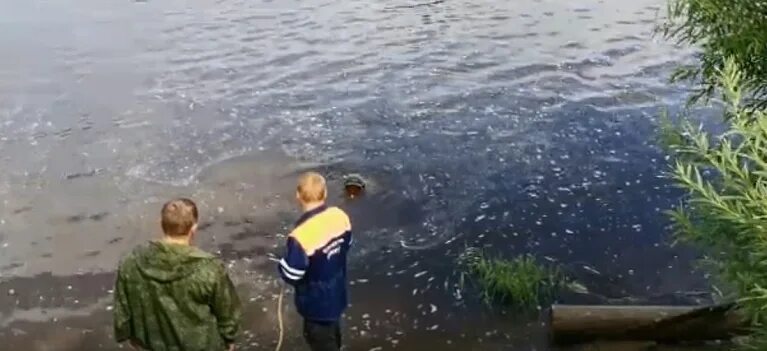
[135, 241, 213, 283]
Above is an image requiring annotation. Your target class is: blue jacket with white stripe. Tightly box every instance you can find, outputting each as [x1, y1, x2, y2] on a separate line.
[278, 205, 352, 322]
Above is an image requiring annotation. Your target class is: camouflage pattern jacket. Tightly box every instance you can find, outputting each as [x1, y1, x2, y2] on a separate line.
[113, 241, 241, 351]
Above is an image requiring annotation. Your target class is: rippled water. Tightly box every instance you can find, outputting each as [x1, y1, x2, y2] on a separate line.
[0, 0, 712, 349]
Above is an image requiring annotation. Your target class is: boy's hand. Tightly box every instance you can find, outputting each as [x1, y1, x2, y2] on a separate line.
[227, 343, 235, 351]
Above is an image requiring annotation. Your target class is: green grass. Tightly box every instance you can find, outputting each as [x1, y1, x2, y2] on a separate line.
[458, 247, 565, 309]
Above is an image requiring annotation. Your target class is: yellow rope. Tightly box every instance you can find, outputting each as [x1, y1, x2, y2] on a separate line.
[275, 286, 285, 351]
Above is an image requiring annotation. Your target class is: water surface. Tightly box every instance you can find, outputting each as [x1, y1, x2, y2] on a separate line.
[0, 0, 713, 349]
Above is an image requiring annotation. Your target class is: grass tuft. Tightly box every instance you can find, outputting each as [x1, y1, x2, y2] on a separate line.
[458, 247, 565, 309]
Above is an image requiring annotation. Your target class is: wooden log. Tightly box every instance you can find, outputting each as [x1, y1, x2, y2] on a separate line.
[567, 341, 730, 351]
[550, 304, 747, 345]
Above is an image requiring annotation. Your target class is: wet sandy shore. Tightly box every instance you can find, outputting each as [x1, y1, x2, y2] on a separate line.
[0, 250, 723, 351]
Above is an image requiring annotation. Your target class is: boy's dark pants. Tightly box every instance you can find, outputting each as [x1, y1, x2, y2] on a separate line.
[303, 319, 341, 351]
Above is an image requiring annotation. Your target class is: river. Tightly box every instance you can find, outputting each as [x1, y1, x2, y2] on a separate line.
[0, 0, 714, 349]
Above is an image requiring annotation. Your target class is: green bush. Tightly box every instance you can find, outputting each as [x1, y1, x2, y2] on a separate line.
[663, 58, 767, 349]
[660, 0, 767, 107]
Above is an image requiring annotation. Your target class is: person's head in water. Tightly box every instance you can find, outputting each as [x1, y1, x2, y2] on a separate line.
[343, 174, 366, 199]
[161, 198, 199, 244]
[296, 171, 327, 211]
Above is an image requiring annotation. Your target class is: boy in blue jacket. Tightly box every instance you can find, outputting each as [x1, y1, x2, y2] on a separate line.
[278, 172, 352, 351]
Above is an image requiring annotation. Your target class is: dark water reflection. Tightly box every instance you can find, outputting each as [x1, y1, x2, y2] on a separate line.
[0, 0, 717, 349]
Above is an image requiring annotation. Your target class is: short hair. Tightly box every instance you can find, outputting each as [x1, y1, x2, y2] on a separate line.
[297, 172, 327, 203]
[161, 198, 199, 236]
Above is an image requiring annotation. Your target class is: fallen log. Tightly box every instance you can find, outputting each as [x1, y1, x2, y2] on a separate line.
[565, 341, 731, 351]
[550, 304, 748, 345]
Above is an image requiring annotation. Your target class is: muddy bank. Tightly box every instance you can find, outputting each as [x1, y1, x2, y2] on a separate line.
[0, 234, 713, 351]
[0, 150, 461, 350]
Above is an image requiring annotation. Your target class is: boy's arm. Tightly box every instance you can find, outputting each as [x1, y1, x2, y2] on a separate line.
[211, 263, 242, 345]
[113, 265, 132, 343]
[278, 237, 309, 285]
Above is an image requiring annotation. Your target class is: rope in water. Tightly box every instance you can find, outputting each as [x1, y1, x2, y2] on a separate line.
[275, 286, 285, 351]
[265, 256, 286, 351]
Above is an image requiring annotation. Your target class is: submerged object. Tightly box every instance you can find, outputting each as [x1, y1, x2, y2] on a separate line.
[550, 304, 746, 345]
[343, 174, 366, 199]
